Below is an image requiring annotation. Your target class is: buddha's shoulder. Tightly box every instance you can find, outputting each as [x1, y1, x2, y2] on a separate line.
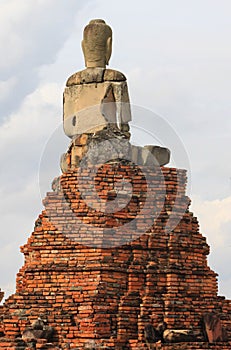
[66, 68, 126, 86]
[103, 69, 126, 82]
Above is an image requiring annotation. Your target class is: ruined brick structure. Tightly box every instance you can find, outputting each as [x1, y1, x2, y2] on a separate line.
[0, 164, 231, 349]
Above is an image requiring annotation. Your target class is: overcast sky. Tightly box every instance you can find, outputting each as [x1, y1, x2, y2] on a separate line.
[0, 0, 230, 300]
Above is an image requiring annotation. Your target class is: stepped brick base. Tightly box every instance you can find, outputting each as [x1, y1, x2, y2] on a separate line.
[0, 164, 231, 349]
[1, 339, 231, 350]
[130, 341, 231, 349]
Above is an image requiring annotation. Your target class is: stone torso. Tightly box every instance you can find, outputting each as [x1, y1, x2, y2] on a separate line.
[63, 68, 132, 137]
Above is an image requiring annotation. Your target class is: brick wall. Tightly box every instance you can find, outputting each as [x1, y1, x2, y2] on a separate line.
[0, 163, 230, 349]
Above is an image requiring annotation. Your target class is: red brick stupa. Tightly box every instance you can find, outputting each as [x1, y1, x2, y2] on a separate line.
[0, 19, 230, 350]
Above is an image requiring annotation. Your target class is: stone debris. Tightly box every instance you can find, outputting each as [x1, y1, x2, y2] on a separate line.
[22, 317, 54, 344]
[203, 312, 228, 343]
[60, 129, 170, 172]
[144, 321, 198, 345]
[163, 329, 196, 343]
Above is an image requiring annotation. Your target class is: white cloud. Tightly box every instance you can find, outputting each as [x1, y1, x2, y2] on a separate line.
[192, 195, 231, 248]
[0, 81, 68, 301]
[0, 0, 90, 120]
[0, 0, 85, 73]
[0, 83, 60, 138]
[0, 82, 62, 186]
[191, 195, 231, 297]
[0, 180, 41, 301]
[0, 77, 17, 102]
[1, 283, 16, 302]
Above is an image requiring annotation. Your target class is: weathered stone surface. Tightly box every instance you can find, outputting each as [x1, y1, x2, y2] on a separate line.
[60, 128, 170, 173]
[163, 329, 196, 343]
[130, 145, 171, 167]
[144, 324, 162, 345]
[144, 145, 171, 166]
[60, 127, 134, 172]
[63, 80, 131, 137]
[22, 318, 54, 345]
[140, 147, 155, 166]
[60, 153, 70, 173]
[203, 313, 228, 342]
[74, 133, 89, 146]
[66, 68, 126, 86]
[63, 19, 132, 138]
[22, 329, 43, 342]
[100, 84, 117, 123]
[130, 145, 139, 165]
[63, 82, 110, 136]
[82, 19, 112, 69]
[103, 69, 126, 82]
[67, 67, 105, 86]
[51, 177, 61, 192]
[80, 127, 131, 166]
[112, 82, 131, 126]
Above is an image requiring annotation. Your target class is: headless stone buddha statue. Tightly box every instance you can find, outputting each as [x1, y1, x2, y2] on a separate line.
[63, 19, 131, 138]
